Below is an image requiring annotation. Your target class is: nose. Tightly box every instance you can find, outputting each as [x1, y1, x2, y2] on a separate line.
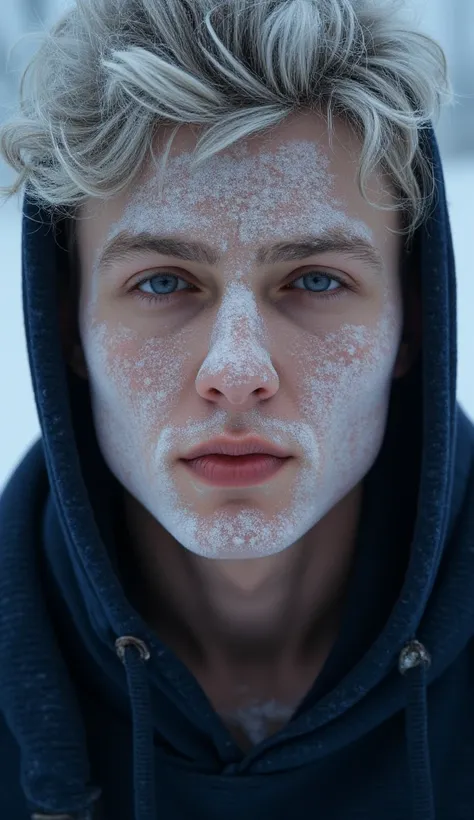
[195, 281, 280, 411]
[195, 357, 280, 411]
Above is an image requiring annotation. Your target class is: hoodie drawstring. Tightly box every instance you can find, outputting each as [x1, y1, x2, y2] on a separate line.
[115, 637, 156, 820]
[398, 639, 434, 820]
[111, 637, 435, 820]
[30, 637, 435, 820]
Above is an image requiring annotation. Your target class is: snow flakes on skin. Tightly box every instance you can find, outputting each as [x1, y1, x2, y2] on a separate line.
[83, 136, 401, 561]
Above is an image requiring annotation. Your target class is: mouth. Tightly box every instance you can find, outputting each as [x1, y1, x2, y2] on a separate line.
[180, 453, 292, 488]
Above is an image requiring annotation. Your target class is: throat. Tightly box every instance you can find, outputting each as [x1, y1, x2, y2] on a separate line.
[192, 662, 320, 752]
[217, 696, 302, 751]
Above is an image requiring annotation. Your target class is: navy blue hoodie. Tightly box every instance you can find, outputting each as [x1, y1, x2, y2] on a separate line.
[0, 123, 473, 820]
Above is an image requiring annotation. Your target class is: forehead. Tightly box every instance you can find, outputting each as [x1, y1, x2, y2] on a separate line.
[77, 111, 400, 268]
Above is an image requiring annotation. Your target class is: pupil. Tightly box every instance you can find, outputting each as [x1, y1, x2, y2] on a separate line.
[152, 275, 174, 293]
[308, 274, 327, 290]
[149, 273, 329, 294]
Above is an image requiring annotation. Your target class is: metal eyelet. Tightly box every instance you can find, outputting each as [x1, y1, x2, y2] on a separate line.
[115, 635, 151, 662]
[398, 639, 431, 674]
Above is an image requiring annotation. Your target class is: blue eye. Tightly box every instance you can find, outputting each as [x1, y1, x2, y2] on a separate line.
[291, 272, 343, 295]
[132, 270, 348, 306]
[138, 273, 189, 296]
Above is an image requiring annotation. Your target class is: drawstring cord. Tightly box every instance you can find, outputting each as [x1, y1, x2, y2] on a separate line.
[399, 639, 434, 819]
[31, 637, 435, 820]
[115, 637, 156, 820]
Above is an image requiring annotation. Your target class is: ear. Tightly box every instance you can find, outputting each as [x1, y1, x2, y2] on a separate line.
[393, 267, 422, 380]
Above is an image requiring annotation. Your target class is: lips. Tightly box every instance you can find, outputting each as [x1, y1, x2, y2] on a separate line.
[181, 435, 290, 461]
[181, 452, 290, 487]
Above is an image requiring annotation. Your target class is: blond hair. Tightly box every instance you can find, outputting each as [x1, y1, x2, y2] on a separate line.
[0, 0, 454, 242]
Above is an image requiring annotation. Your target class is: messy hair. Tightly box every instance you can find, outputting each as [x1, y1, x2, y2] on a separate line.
[0, 0, 454, 244]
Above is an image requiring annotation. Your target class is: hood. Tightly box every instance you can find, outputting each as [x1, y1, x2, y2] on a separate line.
[0, 123, 474, 820]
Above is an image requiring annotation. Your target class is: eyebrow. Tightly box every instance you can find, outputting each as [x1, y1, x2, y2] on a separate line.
[95, 226, 384, 277]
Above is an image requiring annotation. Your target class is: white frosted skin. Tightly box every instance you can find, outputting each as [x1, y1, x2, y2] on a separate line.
[218, 697, 300, 747]
[82, 136, 401, 561]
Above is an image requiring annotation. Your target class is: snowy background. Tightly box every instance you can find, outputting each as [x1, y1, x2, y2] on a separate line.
[0, 0, 473, 491]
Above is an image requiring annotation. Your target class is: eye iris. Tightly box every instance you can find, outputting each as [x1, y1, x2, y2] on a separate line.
[305, 273, 330, 291]
[143, 271, 334, 296]
[150, 274, 176, 294]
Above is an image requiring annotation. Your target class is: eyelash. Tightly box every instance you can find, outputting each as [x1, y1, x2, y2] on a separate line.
[131, 269, 350, 307]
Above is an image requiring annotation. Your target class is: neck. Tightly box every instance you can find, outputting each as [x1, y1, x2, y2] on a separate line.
[118, 482, 363, 696]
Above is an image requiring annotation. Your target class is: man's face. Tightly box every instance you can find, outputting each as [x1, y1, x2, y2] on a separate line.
[73, 111, 409, 561]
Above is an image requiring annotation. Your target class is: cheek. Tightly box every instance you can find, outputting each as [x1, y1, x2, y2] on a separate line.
[292, 313, 401, 427]
[284, 316, 400, 494]
[83, 321, 189, 427]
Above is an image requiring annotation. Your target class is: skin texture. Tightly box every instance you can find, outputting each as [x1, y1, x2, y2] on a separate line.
[66, 111, 419, 744]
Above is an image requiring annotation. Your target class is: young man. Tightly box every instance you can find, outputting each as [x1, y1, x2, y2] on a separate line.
[0, 0, 472, 818]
